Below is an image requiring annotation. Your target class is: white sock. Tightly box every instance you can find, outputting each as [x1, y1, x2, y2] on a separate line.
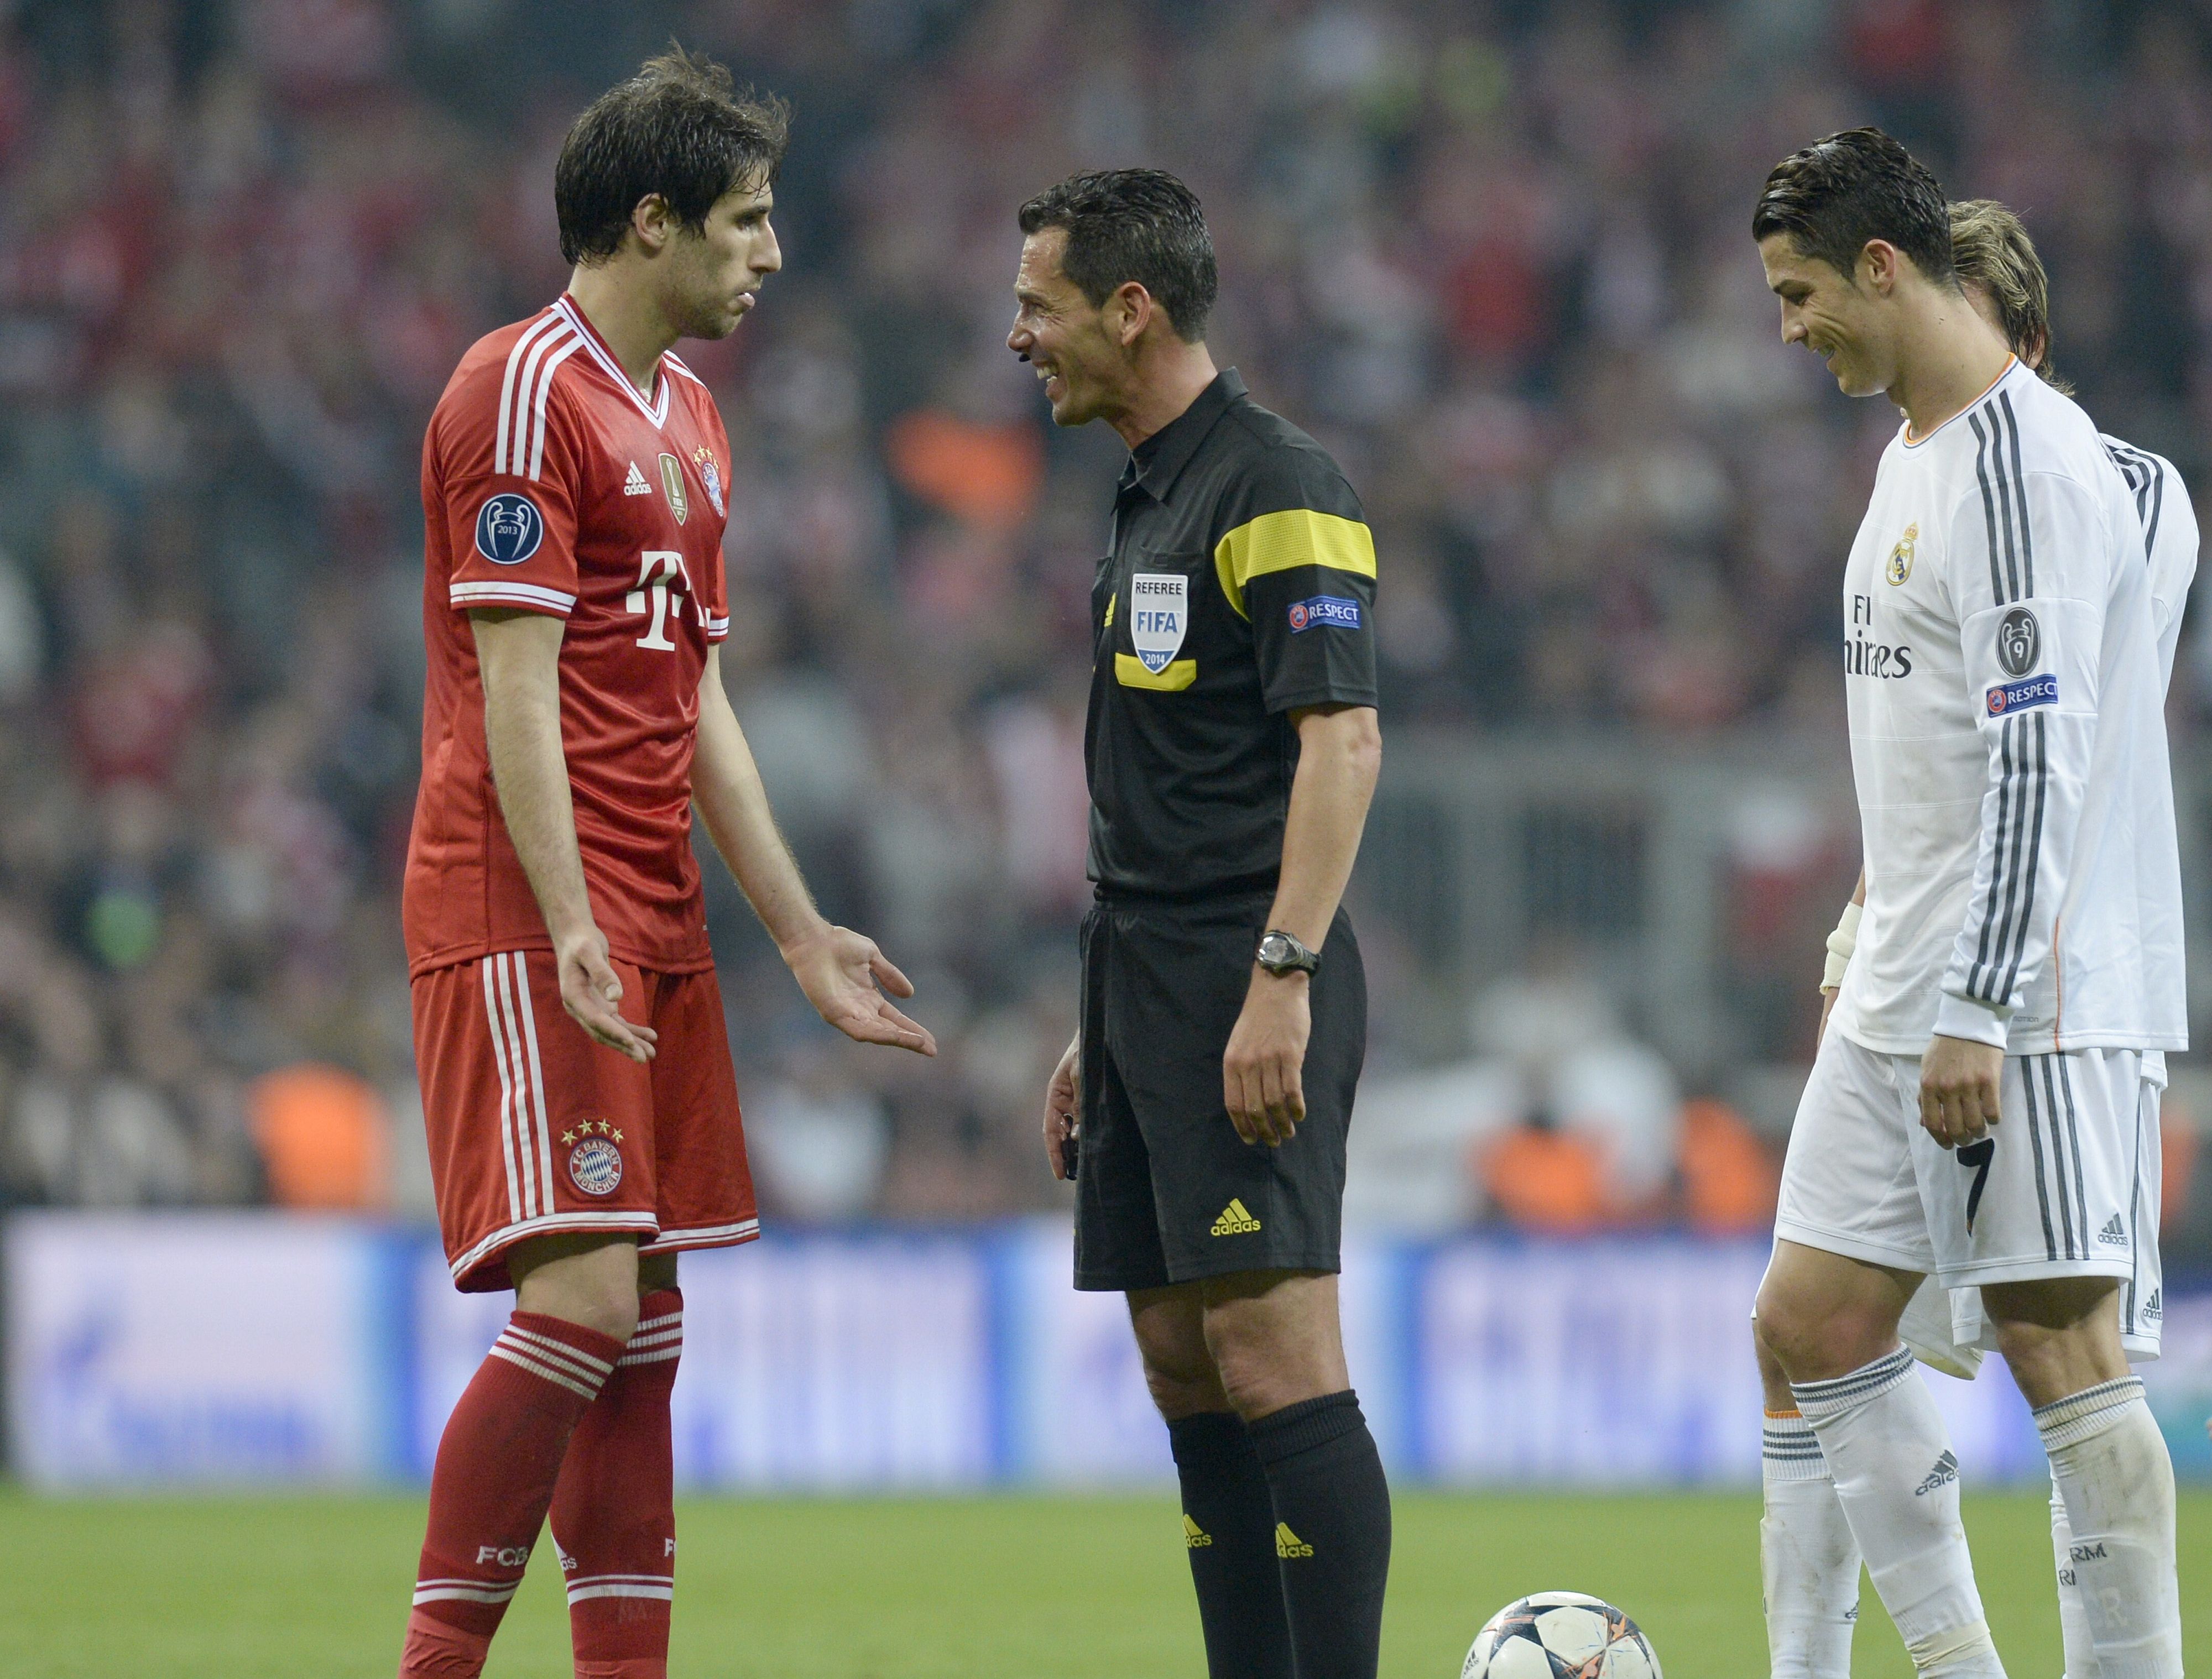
[1762, 1410, 1860, 1678]
[1793, 1347, 2005, 1677]
[2052, 1468, 2102, 1679]
[2036, 1377, 2181, 1679]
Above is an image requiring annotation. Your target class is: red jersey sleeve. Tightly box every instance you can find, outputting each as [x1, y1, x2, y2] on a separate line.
[434, 325, 589, 619]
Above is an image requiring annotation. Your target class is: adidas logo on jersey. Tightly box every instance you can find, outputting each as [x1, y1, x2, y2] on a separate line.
[2144, 1288, 2163, 1321]
[623, 461, 653, 495]
[1914, 1450, 1959, 1497]
[2098, 1215, 2128, 1246]
[1211, 1199, 1262, 1236]
[1183, 1516, 1212, 1549]
[1275, 1522, 1313, 1558]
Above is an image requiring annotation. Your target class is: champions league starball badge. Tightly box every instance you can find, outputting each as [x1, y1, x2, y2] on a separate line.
[475, 493, 545, 565]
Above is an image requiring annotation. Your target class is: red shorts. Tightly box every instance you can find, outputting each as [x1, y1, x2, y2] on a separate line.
[411, 949, 758, 1291]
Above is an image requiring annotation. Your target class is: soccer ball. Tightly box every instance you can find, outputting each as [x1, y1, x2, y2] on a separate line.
[1461, 1591, 1662, 1678]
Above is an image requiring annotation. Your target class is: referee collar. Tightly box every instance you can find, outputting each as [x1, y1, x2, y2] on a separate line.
[1120, 368, 1245, 504]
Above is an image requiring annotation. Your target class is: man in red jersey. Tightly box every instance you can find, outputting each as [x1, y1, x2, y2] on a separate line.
[397, 49, 935, 1679]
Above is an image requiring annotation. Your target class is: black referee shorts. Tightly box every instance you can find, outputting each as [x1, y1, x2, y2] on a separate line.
[1073, 890, 1366, 1293]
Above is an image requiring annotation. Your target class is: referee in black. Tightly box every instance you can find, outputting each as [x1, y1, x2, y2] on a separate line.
[1013, 170, 1388, 1679]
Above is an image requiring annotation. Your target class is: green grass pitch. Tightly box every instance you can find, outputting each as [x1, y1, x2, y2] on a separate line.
[4, 1488, 2210, 1676]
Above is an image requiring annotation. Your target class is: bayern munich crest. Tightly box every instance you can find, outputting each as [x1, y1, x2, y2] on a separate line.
[568, 1136, 623, 1196]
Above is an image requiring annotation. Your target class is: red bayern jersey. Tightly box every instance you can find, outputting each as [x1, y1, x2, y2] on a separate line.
[404, 295, 734, 979]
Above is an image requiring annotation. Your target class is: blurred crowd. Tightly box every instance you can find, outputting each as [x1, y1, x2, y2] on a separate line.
[0, 0, 2206, 1233]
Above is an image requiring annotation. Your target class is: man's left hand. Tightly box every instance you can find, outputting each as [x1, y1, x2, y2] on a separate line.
[785, 926, 938, 1056]
[1224, 970, 1310, 1147]
[1920, 1033, 2003, 1148]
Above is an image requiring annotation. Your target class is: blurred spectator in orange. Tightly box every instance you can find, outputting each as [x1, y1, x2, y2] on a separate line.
[248, 1063, 389, 1211]
[2163, 1095, 2197, 1237]
[1477, 1124, 1610, 1234]
[1678, 1097, 1780, 1233]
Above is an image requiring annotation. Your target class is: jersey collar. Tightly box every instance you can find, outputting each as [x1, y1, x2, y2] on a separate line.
[1121, 368, 1245, 504]
[553, 294, 672, 428]
[1901, 353, 2018, 451]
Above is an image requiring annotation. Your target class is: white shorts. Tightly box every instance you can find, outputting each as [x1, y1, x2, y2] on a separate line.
[1776, 1032, 2157, 1294]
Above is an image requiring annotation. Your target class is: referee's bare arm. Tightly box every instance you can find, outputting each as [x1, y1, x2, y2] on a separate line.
[1223, 703, 1381, 1146]
[692, 647, 936, 1056]
[473, 608, 659, 1062]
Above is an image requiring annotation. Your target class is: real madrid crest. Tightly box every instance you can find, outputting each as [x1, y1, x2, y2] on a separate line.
[1886, 522, 1918, 586]
[658, 452, 688, 524]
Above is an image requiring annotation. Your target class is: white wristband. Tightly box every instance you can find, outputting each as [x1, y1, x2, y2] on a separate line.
[1822, 899, 1862, 993]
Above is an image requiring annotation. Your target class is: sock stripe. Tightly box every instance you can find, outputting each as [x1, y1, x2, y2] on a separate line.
[1792, 1346, 1914, 1415]
[634, 1311, 683, 1332]
[568, 1582, 676, 1603]
[488, 1343, 605, 1400]
[2032, 1375, 2145, 1450]
[503, 1324, 615, 1376]
[413, 1582, 522, 1606]
[616, 1346, 683, 1367]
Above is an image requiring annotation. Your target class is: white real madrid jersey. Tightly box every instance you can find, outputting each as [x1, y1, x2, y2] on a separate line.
[1831, 358, 2187, 1057]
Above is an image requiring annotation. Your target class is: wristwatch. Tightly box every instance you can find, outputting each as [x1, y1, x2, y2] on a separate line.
[1255, 929, 1321, 977]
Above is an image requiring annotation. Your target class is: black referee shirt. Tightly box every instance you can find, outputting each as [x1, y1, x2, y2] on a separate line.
[1088, 369, 1379, 899]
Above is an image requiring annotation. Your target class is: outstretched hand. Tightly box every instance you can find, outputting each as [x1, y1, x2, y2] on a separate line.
[555, 924, 658, 1062]
[785, 925, 938, 1056]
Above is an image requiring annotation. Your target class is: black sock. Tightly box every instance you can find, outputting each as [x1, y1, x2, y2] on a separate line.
[1248, 1390, 1391, 1679]
[1167, 1410, 1295, 1679]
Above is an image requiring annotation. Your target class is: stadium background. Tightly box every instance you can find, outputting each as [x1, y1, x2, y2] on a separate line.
[6, 0, 2212, 1672]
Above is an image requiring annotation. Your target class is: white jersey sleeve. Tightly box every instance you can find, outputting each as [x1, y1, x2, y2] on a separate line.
[2100, 436, 2198, 687]
[1931, 446, 2114, 1047]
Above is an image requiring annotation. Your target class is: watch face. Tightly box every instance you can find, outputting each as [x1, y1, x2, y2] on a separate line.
[1258, 934, 1290, 965]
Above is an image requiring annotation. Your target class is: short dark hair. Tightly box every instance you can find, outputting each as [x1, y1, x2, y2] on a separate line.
[1751, 127, 1955, 288]
[556, 46, 790, 266]
[1016, 169, 1218, 342]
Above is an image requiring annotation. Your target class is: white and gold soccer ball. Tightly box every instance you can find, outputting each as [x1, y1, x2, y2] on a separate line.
[1460, 1590, 1662, 1679]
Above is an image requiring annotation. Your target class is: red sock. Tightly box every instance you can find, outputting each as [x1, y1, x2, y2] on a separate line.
[399, 1311, 625, 1678]
[550, 1289, 684, 1679]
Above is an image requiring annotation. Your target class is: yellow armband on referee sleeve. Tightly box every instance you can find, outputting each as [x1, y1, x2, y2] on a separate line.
[1822, 899, 1862, 993]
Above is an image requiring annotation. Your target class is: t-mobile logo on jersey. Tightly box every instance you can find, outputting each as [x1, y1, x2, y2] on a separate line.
[1846, 593, 1913, 678]
[627, 550, 693, 650]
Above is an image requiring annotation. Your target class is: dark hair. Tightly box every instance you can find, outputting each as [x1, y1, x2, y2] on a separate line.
[1016, 169, 1218, 342]
[556, 46, 790, 266]
[1949, 198, 2072, 393]
[1751, 127, 1955, 288]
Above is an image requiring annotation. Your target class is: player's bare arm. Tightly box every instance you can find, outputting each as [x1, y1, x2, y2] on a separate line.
[1223, 703, 1380, 1147]
[692, 647, 936, 1056]
[472, 608, 659, 1062]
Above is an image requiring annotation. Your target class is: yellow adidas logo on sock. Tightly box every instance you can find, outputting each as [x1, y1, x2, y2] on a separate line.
[1183, 1515, 1212, 1549]
[1211, 1199, 1262, 1236]
[1275, 1521, 1313, 1558]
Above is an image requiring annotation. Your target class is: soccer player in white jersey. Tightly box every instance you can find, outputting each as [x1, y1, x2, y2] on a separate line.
[1759, 191, 2200, 1679]
[1750, 129, 2186, 1679]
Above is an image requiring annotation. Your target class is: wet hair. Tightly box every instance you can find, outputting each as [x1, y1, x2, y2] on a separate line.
[556, 45, 790, 266]
[1949, 198, 2071, 394]
[1752, 127, 1955, 288]
[1016, 169, 1218, 341]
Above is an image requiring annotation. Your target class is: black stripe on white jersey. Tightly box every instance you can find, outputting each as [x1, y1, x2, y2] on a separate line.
[2044, 1057, 2079, 1256]
[2104, 440, 2166, 563]
[1969, 408, 2010, 604]
[2000, 391, 2033, 597]
[2021, 1054, 2060, 1262]
[2036, 1054, 2079, 1260]
[1968, 709, 2048, 1004]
